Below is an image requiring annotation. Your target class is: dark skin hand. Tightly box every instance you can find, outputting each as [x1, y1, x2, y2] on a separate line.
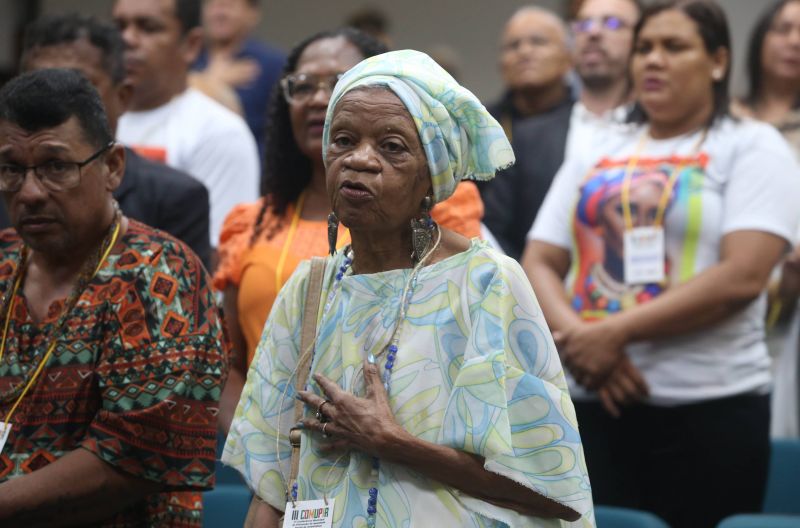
[0, 448, 161, 527]
[295, 361, 581, 522]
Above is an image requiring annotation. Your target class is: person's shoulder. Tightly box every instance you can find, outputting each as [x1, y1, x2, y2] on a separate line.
[120, 220, 207, 278]
[241, 38, 286, 63]
[0, 230, 23, 276]
[712, 115, 794, 157]
[130, 150, 208, 195]
[178, 88, 252, 132]
[450, 240, 528, 285]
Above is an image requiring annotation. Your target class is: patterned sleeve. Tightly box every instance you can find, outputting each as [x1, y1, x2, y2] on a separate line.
[431, 181, 484, 239]
[212, 200, 263, 291]
[81, 240, 229, 490]
[221, 260, 312, 509]
[438, 253, 594, 527]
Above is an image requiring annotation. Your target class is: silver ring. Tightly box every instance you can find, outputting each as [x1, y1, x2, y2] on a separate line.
[321, 422, 329, 438]
[315, 400, 331, 421]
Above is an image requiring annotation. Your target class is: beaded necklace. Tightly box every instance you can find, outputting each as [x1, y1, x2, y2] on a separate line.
[281, 226, 441, 527]
[0, 210, 122, 407]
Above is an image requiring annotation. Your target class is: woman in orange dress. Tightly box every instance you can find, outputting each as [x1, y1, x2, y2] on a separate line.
[214, 28, 484, 431]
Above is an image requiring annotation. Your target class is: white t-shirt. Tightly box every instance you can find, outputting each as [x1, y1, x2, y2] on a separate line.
[118, 88, 260, 245]
[565, 101, 631, 160]
[530, 117, 800, 404]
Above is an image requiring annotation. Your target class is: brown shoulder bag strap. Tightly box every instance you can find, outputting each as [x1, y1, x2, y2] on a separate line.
[287, 256, 326, 495]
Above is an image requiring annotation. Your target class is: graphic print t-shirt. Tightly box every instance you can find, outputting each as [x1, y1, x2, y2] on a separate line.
[530, 117, 800, 403]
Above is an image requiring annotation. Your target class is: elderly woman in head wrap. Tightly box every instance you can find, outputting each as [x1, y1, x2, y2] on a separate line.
[223, 50, 593, 528]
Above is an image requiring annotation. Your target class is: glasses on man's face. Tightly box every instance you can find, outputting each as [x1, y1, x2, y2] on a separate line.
[572, 15, 629, 34]
[281, 73, 344, 105]
[0, 141, 114, 193]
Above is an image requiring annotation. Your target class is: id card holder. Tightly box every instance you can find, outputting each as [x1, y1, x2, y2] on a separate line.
[282, 499, 335, 528]
[0, 422, 10, 454]
[623, 226, 666, 285]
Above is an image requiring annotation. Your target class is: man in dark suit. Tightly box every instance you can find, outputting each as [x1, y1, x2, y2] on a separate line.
[483, 0, 641, 260]
[19, 13, 212, 269]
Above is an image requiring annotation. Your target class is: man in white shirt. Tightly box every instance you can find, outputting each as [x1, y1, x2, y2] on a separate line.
[481, 0, 641, 259]
[113, 0, 259, 256]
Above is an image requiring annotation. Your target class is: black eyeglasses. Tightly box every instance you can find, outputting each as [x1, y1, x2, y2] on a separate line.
[0, 141, 115, 193]
[280, 72, 344, 105]
[572, 16, 629, 34]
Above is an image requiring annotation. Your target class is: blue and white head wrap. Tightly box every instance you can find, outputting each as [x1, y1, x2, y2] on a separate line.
[323, 50, 514, 203]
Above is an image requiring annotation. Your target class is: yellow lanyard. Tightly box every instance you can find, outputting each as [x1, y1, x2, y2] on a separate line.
[621, 128, 708, 231]
[0, 221, 121, 431]
[274, 193, 351, 292]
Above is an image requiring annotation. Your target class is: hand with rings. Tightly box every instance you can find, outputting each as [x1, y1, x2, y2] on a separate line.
[316, 400, 331, 422]
[295, 360, 410, 458]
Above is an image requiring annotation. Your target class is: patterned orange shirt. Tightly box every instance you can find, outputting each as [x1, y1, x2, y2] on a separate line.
[0, 221, 228, 527]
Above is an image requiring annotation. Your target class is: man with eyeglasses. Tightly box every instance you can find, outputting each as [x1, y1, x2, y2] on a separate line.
[481, 0, 641, 260]
[19, 13, 212, 270]
[113, 0, 259, 261]
[0, 68, 228, 526]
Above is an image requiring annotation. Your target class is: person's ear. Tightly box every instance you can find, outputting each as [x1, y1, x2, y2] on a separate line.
[710, 47, 729, 82]
[104, 143, 126, 192]
[181, 26, 204, 66]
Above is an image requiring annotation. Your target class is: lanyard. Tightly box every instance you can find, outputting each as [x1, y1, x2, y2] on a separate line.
[620, 128, 708, 231]
[274, 192, 351, 292]
[0, 220, 121, 432]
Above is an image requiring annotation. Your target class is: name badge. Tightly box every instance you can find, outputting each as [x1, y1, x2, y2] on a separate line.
[623, 226, 665, 285]
[283, 499, 335, 528]
[0, 423, 10, 454]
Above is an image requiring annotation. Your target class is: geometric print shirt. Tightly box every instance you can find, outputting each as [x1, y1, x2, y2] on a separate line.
[0, 220, 229, 527]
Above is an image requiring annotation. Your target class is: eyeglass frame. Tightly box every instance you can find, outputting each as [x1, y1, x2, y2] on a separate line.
[571, 15, 631, 34]
[280, 72, 344, 105]
[0, 140, 115, 193]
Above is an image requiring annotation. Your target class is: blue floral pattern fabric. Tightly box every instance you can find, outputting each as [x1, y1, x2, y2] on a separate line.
[223, 242, 594, 527]
[322, 50, 515, 203]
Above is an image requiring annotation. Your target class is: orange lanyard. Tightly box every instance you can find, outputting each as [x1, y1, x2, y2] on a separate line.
[621, 128, 708, 231]
[0, 221, 120, 432]
[274, 193, 350, 292]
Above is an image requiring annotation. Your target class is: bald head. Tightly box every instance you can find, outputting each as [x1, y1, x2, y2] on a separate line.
[500, 6, 572, 92]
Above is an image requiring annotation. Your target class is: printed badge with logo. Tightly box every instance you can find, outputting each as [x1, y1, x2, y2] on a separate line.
[624, 226, 665, 285]
[282, 499, 335, 528]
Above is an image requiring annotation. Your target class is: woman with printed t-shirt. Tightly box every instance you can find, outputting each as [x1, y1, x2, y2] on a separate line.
[524, 1, 800, 527]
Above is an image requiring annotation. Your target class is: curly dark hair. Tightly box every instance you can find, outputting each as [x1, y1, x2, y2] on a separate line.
[251, 27, 388, 244]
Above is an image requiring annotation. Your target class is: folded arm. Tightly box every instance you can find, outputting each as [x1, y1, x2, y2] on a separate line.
[0, 448, 162, 527]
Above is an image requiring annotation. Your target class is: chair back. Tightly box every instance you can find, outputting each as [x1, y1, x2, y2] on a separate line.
[595, 505, 671, 528]
[717, 514, 800, 528]
[203, 484, 251, 528]
[763, 439, 800, 514]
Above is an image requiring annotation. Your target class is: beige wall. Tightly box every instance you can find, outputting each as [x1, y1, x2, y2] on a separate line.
[37, 0, 561, 101]
[20, 0, 777, 101]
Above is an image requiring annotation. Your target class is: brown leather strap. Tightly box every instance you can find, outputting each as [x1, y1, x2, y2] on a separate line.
[287, 256, 326, 495]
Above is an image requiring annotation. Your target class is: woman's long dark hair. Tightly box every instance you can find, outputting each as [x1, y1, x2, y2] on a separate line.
[628, 0, 731, 127]
[745, 0, 799, 106]
[251, 28, 388, 244]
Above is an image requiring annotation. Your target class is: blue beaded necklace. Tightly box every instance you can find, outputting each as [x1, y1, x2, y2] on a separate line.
[334, 229, 438, 527]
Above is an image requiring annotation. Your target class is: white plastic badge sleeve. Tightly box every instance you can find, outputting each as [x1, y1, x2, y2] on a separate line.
[623, 226, 666, 285]
[282, 499, 335, 528]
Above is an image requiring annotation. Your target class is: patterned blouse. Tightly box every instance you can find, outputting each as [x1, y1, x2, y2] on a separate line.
[0, 220, 228, 527]
[223, 241, 594, 527]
